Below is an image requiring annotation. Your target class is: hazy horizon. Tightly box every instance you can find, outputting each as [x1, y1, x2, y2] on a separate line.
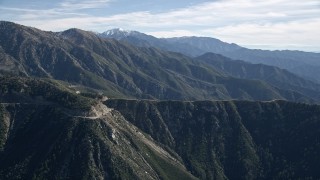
[1, 0, 319, 52]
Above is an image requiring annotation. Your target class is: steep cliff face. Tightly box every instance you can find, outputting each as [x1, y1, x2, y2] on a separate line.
[0, 102, 196, 180]
[106, 99, 320, 179]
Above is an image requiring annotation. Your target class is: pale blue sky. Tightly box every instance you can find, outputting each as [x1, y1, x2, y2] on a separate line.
[1, 0, 320, 52]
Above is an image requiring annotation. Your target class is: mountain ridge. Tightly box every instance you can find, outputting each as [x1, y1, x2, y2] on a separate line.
[196, 52, 320, 101]
[99, 28, 320, 83]
[1, 21, 317, 103]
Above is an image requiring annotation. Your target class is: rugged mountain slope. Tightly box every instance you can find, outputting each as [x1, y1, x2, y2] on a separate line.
[100, 29, 320, 83]
[0, 76, 196, 180]
[196, 53, 320, 101]
[0, 21, 129, 98]
[1, 76, 320, 179]
[106, 99, 320, 180]
[0, 76, 94, 110]
[0, 21, 315, 102]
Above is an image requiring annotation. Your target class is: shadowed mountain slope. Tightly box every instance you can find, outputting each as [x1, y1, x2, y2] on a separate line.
[106, 99, 320, 179]
[1, 76, 320, 179]
[0, 76, 196, 180]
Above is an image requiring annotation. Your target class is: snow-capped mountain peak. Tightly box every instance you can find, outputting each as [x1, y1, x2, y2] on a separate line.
[100, 28, 135, 37]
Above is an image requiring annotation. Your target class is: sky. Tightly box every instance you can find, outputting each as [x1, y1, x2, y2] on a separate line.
[0, 0, 320, 52]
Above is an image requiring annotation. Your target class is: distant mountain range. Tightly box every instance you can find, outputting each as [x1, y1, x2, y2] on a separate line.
[0, 21, 319, 103]
[196, 53, 320, 101]
[1, 21, 320, 180]
[99, 28, 320, 83]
